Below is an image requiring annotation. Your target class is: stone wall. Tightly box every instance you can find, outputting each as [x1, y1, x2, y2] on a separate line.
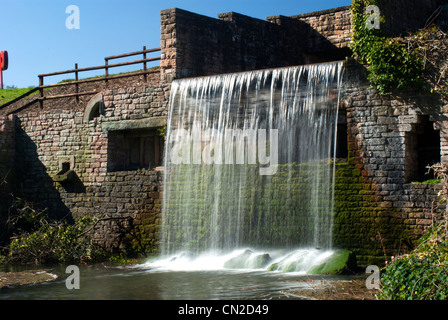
[379, 0, 439, 36]
[0, 115, 15, 182]
[0, 115, 15, 244]
[9, 82, 170, 253]
[160, 8, 302, 80]
[284, 6, 352, 53]
[160, 8, 351, 81]
[334, 61, 446, 265]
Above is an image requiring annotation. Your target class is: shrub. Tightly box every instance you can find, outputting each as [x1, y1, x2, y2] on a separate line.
[2, 198, 106, 265]
[378, 223, 448, 300]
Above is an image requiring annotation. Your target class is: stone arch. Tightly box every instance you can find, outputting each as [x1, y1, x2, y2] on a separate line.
[84, 93, 104, 123]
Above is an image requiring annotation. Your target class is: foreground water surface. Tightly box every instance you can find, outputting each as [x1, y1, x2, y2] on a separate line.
[0, 266, 354, 300]
[0, 249, 366, 300]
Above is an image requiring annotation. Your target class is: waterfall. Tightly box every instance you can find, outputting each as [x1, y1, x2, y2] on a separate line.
[161, 62, 344, 257]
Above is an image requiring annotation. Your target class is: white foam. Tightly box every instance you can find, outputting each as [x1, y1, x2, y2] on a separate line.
[137, 248, 334, 274]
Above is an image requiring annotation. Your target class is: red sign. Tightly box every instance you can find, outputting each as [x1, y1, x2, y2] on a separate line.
[0, 51, 7, 89]
[0, 51, 8, 71]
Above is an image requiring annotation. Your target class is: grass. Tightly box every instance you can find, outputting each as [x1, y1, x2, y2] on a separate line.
[0, 87, 37, 106]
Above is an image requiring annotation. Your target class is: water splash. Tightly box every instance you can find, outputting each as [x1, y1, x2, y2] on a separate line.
[162, 62, 344, 256]
[141, 248, 334, 274]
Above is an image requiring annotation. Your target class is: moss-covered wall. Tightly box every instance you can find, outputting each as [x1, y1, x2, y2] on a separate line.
[333, 159, 415, 267]
[338, 61, 446, 266]
[163, 163, 336, 253]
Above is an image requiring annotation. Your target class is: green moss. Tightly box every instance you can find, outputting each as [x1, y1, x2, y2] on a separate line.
[411, 179, 441, 185]
[333, 159, 416, 266]
[308, 250, 357, 275]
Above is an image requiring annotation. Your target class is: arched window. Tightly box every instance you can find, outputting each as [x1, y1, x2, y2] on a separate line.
[84, 93, 104, 123]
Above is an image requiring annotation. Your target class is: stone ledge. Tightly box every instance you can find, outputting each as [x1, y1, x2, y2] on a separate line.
[101, 116, 167, 132]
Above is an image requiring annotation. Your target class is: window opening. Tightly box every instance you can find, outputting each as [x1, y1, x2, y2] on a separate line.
[405, 115, 440, 182]
[108, 128, 164, 172]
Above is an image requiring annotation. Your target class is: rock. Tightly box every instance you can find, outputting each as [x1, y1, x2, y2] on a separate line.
[307, 249, 357, 275]
[0, 270, 58, 288]
[224, 250, 271, 269]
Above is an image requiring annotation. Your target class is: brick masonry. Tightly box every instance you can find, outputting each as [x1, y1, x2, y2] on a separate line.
[334, 62, 446, 265]
[0, 115, 15, 244]
[4, 82, 170, 253]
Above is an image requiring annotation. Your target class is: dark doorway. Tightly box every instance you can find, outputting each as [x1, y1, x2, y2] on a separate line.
[405, 115, 441, 182]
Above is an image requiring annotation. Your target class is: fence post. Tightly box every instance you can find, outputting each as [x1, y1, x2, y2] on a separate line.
[105, 58, 109, 86]
[39, 75, 44, 109]
[75, 63, 79, 103]
[143, 45, 147, 82]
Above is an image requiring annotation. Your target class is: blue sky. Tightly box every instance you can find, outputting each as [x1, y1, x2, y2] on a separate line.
[1, 0, 352, 88]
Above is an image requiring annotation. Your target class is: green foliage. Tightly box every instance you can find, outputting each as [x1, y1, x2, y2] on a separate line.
[350, 0, 425, 94]
[2, 198, 107, 265]
[378, 223, 448, 300]
[157, 125, 167, 138]
[122, 222, 159, 258]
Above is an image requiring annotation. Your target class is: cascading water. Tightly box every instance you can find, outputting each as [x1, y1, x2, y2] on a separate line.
[152, 62, 344, 273]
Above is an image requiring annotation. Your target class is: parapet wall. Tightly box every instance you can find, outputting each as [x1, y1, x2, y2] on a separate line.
[160, 7, 352, 81]
[284, 6, 352, 52]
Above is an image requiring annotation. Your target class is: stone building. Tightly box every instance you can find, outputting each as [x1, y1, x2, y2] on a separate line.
[1, 0, 448, 265]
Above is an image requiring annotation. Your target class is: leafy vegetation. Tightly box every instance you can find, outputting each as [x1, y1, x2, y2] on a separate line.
[350, 0, 425, 95]
[379, 163, 448, 299]
[0, 197, 107, 265]
[378, 223, 448, 300]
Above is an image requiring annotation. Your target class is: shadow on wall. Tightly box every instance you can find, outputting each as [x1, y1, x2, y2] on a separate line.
[0, 173, 13, 246]
[13, 119, 73, 224]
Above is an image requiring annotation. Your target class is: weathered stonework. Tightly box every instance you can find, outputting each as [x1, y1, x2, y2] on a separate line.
[334, 61, 446, 265]
[4, 82, 170, 253]
[0, 115, 16, 244]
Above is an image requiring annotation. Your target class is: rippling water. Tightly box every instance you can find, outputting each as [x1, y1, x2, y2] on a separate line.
[0, 262, 347, 300]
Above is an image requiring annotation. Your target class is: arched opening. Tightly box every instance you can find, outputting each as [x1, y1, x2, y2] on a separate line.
[84, 93, 104, 123]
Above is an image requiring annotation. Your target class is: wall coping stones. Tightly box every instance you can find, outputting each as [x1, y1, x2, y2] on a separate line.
[101, 116, 167, 132]
[289, 6, 351, 19]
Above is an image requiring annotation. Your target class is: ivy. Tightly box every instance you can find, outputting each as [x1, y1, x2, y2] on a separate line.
[378, 223, 448, 300]
[350, 0, 425, 95]
[379, 163, 448, 300]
